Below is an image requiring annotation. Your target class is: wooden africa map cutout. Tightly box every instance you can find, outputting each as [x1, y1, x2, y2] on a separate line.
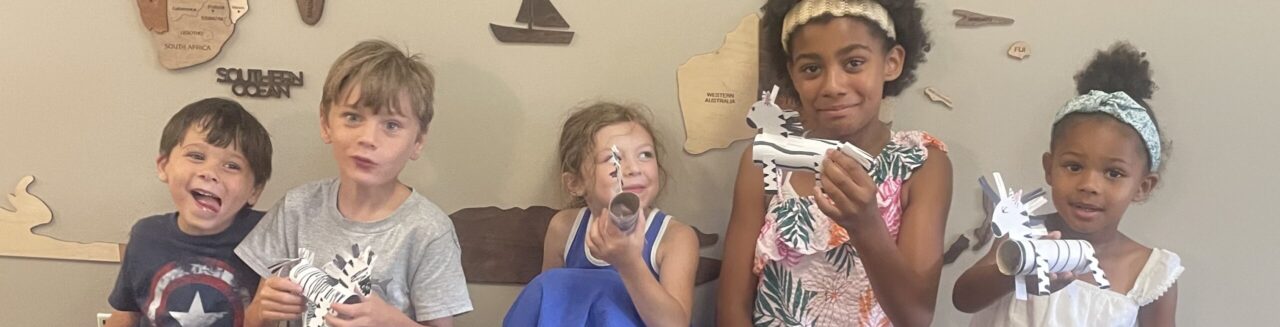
[229, 0, 248, 23]
[0, 176, 121, 263]
[138, 0, 245, 69]
[136, 0, 169, 33]
[676, 14, 760, 154]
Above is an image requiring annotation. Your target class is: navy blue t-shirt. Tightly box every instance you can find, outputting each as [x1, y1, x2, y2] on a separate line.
[108, 208, 263, 327]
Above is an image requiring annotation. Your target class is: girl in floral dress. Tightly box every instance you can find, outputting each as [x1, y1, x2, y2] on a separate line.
[717, 0, 951, 326]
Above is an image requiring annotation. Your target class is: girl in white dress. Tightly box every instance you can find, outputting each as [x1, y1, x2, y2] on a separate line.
[953, 42, 1182, 327]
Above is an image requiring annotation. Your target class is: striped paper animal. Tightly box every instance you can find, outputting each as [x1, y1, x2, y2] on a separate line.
[746, 85, 875, 194]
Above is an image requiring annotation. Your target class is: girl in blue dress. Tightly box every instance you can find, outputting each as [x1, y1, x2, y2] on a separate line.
[504, 102, 699, 326]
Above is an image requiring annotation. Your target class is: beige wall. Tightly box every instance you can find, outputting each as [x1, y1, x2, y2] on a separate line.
[1, 0, 1275, 326]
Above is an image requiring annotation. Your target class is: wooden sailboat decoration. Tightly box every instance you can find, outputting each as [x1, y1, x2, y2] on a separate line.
[490, 0, 575, 44]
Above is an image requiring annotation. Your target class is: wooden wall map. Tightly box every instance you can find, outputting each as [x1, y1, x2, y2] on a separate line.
[676, 14, 760, 154]
[137, 0, 245, 69]
[296, 0, 324, 25]
[136, 0, 169, 33]
[0, 176, 121, 263]
[1008, 41, 1030, 60]
[229, 0, 248, 23]
[924, 87, 955, 109]
[490, 0, 575, 44]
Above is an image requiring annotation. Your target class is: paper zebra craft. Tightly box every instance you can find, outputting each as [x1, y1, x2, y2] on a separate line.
[269, 245, 376, 326]
[747, 85, 876, 194]
[982, 172, 1110, 300]
[981, 173, 1049, 240]
[607, 145, 641, 233]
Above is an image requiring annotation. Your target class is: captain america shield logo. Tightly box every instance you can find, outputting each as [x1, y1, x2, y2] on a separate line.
[143, 257, 252, 326]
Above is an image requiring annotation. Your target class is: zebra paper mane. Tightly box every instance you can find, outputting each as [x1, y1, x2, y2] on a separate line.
[982, 173, 1049, 240]
[746, 86, 804, 137]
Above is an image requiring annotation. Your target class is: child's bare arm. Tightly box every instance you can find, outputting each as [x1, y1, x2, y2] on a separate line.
[103, 311, 138, 327]
[620, 223, 699, 327]
[953, 236, 1015, 313]
[716, 147, 768, 326]
[541, 210, 577, 271]
[955, 172, 1020, 313]
[421, 315, 453, 327]
[1137, 282, 1178, 327]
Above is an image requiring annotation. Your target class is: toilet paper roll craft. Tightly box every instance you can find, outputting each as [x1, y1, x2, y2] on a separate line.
[984, 172, 1109, 300]
[607, 145, 641, 233]
[746, 85, 876, 194]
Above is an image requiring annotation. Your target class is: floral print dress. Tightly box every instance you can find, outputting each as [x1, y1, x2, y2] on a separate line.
[752, 131, 946, 327]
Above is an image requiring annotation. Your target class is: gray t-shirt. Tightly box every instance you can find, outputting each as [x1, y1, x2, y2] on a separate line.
[235, 178, 472, 325]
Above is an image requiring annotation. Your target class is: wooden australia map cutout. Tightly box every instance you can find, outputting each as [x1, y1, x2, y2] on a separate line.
[0, 176, 121, 263]
[676, 14, 761, 154]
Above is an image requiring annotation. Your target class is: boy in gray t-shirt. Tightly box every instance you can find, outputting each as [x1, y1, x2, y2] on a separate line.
[235, 40, 472, 327]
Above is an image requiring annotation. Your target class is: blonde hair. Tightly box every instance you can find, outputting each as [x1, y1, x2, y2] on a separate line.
[557, 102, 668, 208]
[321, 40, 435, 133]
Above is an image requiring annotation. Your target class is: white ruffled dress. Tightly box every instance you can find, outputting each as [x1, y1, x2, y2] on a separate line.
[970, 248, 1184, 327]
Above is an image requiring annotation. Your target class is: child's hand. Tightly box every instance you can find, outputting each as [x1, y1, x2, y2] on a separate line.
[586, 207, 648, 270]
[1028, 231, 1078, 293]
[252, 276, 306, 321]
[325, 293, 415, 327]
[814, 149, 882, 235]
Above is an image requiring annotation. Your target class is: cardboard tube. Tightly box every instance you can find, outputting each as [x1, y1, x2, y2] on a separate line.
[608, 192, 641, 233]
[996, 239, 1095, 276]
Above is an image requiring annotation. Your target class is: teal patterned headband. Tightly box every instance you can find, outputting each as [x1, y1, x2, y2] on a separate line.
[1055, 90, 1162, 170]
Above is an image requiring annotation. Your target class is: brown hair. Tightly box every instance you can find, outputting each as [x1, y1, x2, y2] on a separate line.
[159, 98, 273, 189]
[557, 102, 668, 208]
[321, 40, 435, 133]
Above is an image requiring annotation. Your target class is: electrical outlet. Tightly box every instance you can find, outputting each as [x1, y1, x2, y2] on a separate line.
[97, 313, 111, 327]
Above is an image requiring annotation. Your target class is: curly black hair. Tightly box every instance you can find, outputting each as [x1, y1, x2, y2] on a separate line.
[1053, 41, 1166, 172]
[760, 0, 931, 100]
